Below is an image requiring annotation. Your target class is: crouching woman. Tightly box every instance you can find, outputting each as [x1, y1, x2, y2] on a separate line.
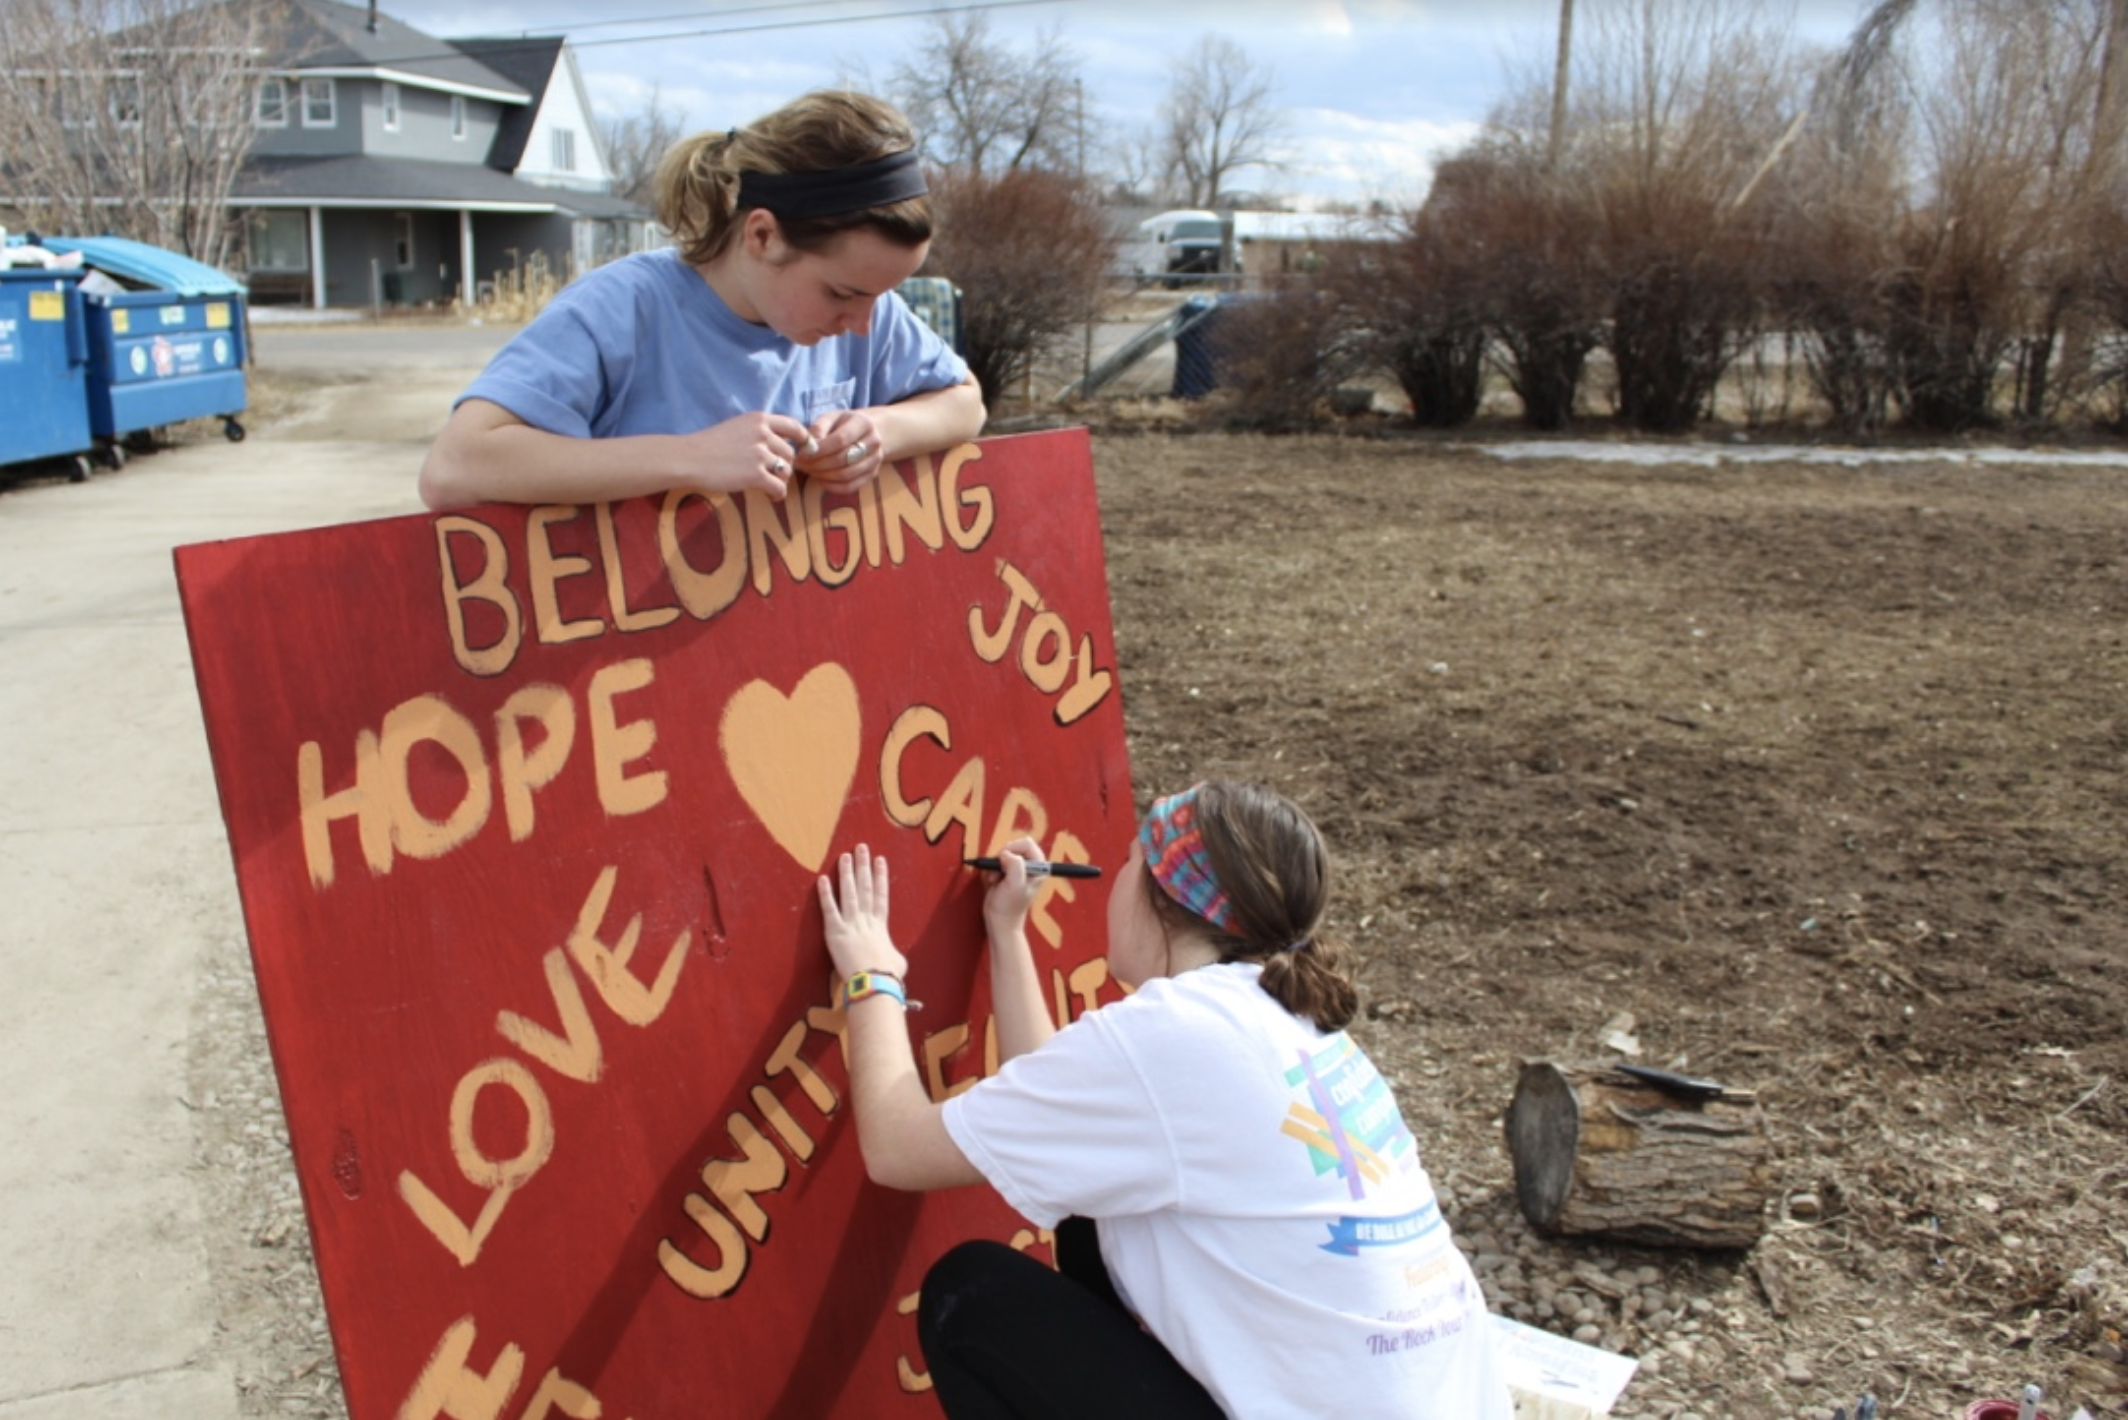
[816, 780, 1513, 1418]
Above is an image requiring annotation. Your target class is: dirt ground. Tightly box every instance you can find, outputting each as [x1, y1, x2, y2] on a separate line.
[191, 409, 2128, 1417]
[1094, 427, 2128, 1419]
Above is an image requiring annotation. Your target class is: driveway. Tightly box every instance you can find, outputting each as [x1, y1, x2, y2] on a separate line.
[0, 321, 507, 1419]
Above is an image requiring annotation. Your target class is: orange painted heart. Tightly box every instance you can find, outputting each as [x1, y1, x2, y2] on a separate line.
[718, 663, 861, 872]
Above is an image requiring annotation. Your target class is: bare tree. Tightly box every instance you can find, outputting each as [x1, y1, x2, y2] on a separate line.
[600, 84, 685, 208]
[1158, 35, 1284, 208]
[1102, 126, 1160, 205]
[1858, 0, 2122, 429]
[0, 0, 283, 266]
[889, 12, 1081, 176]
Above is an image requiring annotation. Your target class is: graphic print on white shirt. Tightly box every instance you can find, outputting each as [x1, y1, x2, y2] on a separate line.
[1281, 1032, 1418, 1199]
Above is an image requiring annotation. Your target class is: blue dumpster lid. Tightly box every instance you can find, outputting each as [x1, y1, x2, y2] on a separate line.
[40, 236, 246, 297]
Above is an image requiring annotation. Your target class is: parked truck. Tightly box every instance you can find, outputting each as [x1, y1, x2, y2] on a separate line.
[1130, 209, 1240, 287]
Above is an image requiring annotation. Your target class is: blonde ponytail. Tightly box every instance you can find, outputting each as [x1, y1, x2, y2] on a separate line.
[653, 91, 932, 266]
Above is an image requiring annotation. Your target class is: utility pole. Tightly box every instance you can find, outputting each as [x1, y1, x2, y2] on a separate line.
[1547, 0, 1574, 173]
[1077, 76, 1094, 383]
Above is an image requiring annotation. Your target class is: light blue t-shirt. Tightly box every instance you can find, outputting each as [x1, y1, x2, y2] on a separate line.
[457, 247, 969, 438]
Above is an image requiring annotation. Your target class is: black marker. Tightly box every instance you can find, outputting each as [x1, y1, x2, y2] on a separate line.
[963, 857, 1103, 879]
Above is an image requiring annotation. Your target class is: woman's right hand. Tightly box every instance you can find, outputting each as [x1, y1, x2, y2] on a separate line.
[980, 837, 1046, 940]
[681, 412, 820, 499]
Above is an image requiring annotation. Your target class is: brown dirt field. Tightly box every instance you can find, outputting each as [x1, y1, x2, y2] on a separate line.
[1093, 430, 2128, 1419]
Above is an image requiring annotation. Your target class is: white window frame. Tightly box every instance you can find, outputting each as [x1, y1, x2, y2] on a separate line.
[255, 76, 288, 127]
[552, 127, 576, 172]
[450, 94, 466, 140]
[381, 81, 400, 132]
[301, 76, 335, 128]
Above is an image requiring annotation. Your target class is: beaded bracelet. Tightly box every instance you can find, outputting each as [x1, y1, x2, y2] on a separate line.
[842, 970, 919, 1011]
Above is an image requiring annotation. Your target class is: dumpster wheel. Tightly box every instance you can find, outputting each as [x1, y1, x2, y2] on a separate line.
[223, 418, 246, 443]
[100, 442, 128, 471]
[68, 455, 92, 484]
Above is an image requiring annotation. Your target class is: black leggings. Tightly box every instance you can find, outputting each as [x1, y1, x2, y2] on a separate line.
[917, 1217, 1227, 1419]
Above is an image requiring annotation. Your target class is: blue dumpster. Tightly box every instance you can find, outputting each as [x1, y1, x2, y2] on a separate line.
[1170, 294, 1229, 399]
[0, 263, 95, 482]
[43, 236, 249, 451]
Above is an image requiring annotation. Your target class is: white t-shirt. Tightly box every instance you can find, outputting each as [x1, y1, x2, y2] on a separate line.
[942, 962, 1513, 1419]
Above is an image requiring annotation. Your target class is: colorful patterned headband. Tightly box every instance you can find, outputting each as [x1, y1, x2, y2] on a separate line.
[1138, 785, 1236, 933]
[736, 149, 928, 221]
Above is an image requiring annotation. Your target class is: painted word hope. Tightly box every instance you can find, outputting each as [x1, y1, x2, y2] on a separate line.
[296, 658, 664, 890]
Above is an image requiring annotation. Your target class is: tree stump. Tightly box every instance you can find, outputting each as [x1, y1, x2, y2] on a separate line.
[1503, 1060, 1772, 1250]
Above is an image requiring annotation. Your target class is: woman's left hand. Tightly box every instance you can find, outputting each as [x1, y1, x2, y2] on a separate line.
[818, 845, 907, 981]
[795, 410, 884, 490]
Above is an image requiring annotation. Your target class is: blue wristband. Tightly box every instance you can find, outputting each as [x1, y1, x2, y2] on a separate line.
[843, 971, 910, 1009]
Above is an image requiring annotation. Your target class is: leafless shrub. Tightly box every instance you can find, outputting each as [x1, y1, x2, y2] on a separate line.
[1861, 0, 2127, 431]
[1566, 2, 1801, 433]
[1321, 211, 1487, 428]
[475, 251, 561, 324]
[923, 167, 1114, 403]
[1603, 187, 1765, 432]
[1198, 283, 1371, 430]
[1449, 2, 1804, 434]
[1435, 142, 1608, 431]
[2080, 204, 2128, 430]
[1760, 39, 1909, 438]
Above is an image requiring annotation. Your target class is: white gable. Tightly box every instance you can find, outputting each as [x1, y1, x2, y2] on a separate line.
[514, 47, 611, 192]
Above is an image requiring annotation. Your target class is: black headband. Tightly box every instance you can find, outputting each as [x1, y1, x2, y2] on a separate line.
[737, 149, 928, 221]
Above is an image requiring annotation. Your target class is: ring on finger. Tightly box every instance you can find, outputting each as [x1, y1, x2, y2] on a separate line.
[845, 441, 868, 467]
[771, 457, 790, 477]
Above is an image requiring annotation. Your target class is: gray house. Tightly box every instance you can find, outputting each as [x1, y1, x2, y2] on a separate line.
[233, 0, 653, 308]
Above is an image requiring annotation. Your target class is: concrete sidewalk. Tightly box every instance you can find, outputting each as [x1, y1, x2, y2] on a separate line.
[0, 360, 475, 1418]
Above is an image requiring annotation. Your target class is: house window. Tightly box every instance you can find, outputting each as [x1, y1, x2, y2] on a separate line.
[40, 76, 77, 129]
[248, 211, 309, 271]
[394, 213, 415, 269]
[301, 77, 335, 128]
[451, 94, 466, 140]
[256, 77, 288, 126]
[551, 127, 576, 172]
[109, 74, 143, 127]
[381, 81, 400, 132]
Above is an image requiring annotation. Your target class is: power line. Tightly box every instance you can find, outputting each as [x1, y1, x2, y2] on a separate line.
[538, 0, 944, 39]
[356, 0, 1081, 66]
[553, 0, 1081, 51]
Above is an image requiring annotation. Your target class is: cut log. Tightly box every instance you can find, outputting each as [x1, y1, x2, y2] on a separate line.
[1504, 1059, 1773, 1250]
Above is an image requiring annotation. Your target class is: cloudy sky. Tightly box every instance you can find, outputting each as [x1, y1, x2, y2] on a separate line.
[382, 0, 1875, 208]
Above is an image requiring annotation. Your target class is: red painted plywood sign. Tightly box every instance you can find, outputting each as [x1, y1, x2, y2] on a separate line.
[174, 428, 1132, 1419]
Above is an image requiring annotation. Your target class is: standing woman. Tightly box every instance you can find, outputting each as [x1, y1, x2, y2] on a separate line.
[418, 91, 984, 510]
[817, 782, 1513, 1419]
